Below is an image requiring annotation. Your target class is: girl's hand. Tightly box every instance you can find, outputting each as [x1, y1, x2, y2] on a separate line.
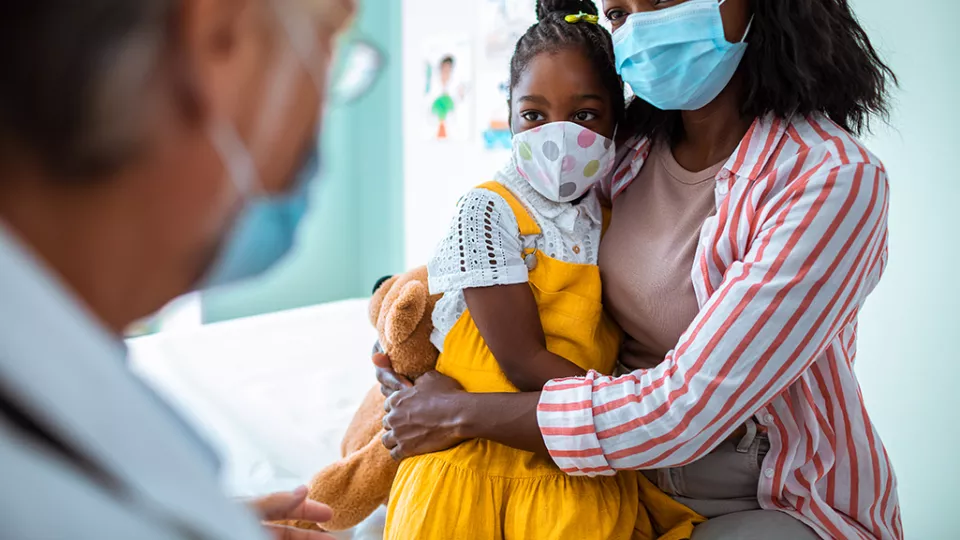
[373, 349, 412, 397]
[374, 354, 468, 460]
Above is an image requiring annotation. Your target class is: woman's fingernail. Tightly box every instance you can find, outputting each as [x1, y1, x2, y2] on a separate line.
[293, 485, 308, 497]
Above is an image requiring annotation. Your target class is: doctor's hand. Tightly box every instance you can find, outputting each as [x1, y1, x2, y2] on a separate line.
[251, 486, 336, 539]
[374, 353, 468, 461]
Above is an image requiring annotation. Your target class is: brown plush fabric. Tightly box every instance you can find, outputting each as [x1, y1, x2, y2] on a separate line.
[340, 386, 386, 458]
[289, 267, 441, 532]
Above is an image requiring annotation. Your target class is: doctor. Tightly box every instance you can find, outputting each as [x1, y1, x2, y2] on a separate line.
[0, 0, 353, 538]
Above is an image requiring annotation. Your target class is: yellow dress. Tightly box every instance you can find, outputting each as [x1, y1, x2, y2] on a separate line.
[385, 182, 703, 540]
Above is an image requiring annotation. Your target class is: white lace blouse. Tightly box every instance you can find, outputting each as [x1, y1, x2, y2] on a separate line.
[427, 158, 604, 351]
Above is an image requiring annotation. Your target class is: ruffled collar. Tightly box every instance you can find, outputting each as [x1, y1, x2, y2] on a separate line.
[494, 156, 602, 235]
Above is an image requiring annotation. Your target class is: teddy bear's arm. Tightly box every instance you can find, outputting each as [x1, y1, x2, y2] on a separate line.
[341, 385, 387, 457]
[290, 426, 399, 532]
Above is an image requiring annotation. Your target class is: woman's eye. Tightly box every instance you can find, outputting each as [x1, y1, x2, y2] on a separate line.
[521, 111, 544, 122]
[605, 9, 627, 22]
[573, 111, 598, 122]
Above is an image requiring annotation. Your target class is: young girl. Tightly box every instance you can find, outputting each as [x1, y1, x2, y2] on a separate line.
[385, 2, 702, 538]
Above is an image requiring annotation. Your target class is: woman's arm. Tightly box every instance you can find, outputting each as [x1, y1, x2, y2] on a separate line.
[463, 284, 585, 391]
[539, 162, 890, 475]
[375, 354, 546, 459]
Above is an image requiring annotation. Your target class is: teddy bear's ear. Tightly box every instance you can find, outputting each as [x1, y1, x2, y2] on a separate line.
[369, 275, 400, 327]
[384, 281, 428, 348]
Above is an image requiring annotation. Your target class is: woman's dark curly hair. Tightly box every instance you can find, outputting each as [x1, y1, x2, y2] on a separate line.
[622, 0, 898, 142]
[509, 0, 625, 127]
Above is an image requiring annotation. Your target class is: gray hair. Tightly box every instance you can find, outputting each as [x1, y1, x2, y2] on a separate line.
[0, 1, 172, 178]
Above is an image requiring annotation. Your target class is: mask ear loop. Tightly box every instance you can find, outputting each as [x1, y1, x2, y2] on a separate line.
[209, 122, 262, 198]
[740, 15, 754, 42]
[271, 2, 327, 125]
[716, 0, 754, 43]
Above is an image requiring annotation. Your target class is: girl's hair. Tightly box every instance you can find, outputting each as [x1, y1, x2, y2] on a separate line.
[509, 0, 625, 125]
[624, 0, 898, 142]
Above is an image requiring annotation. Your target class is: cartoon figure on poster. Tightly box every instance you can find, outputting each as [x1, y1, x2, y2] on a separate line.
[477, 0, 536, 150]
[480, 0, 536, 58]
[423, 41, 472, 141]
[479, 78, 512, 151]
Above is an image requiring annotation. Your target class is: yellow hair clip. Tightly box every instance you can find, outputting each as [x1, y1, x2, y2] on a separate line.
[564, 12, 600, 24]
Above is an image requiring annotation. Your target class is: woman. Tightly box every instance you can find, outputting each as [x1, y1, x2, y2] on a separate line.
[0, 1, 353, 538]
[377, 0, 901, 538]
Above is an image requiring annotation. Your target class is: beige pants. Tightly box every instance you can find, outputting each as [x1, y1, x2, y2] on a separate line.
[643, 418, 819, 539]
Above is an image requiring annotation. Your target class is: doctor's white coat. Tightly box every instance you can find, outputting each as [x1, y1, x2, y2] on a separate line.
[0, 224, 268, 540]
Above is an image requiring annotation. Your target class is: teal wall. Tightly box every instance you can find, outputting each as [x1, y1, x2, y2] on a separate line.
[202, 3, 404, 323]
[843, 2, 959, 537]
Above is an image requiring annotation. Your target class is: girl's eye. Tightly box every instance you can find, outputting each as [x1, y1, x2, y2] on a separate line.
[573, 111, 598, 122]
[521, 111, 545, 122]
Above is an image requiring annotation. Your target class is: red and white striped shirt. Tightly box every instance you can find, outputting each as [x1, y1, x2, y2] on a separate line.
[537, 113, 901, 539]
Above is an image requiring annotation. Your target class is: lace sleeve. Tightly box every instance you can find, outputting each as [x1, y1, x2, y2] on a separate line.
[427, 188, 529, 294]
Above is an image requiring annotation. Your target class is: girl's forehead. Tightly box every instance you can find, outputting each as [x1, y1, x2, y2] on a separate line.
[518, 49, 606, 88]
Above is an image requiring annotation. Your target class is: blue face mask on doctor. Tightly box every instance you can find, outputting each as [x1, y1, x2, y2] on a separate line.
[201, 4, 326, 290]
[201, 136, 320, 288]
[613, 0, 753, 112]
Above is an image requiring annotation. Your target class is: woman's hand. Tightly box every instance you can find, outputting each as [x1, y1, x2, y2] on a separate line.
[249, 486, 336, 539]
[373, 353, 468, 460]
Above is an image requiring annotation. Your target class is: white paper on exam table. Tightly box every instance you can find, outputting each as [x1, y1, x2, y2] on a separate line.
[128, 299, 379, 499]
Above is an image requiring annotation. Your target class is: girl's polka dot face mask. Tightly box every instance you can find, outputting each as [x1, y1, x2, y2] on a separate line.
[513, 121, 616, 203]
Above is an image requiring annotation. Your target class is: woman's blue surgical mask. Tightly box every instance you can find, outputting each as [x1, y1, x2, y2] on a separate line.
[201, 3, 327, 290]
[613, 0, 753, 111]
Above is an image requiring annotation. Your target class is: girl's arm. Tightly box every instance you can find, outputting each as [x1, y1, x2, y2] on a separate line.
[376, 185, 561, 459]
[462, 284, 585, 391]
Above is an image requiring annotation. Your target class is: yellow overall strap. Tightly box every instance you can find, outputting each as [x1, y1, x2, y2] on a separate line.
[601, 205, 612, 238]
[477, 181, 542, 238]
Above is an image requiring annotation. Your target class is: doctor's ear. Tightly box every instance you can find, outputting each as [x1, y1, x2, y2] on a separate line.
[170, 0, 268, 124]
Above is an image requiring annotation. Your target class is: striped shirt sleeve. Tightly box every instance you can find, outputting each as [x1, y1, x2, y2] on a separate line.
[538, 162, 890, 475]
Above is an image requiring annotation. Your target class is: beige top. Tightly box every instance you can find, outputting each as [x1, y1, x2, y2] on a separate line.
[599, 141, 726, 371]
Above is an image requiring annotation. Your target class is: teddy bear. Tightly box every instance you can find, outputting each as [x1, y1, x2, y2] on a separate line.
[289, 266, 441, 532]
